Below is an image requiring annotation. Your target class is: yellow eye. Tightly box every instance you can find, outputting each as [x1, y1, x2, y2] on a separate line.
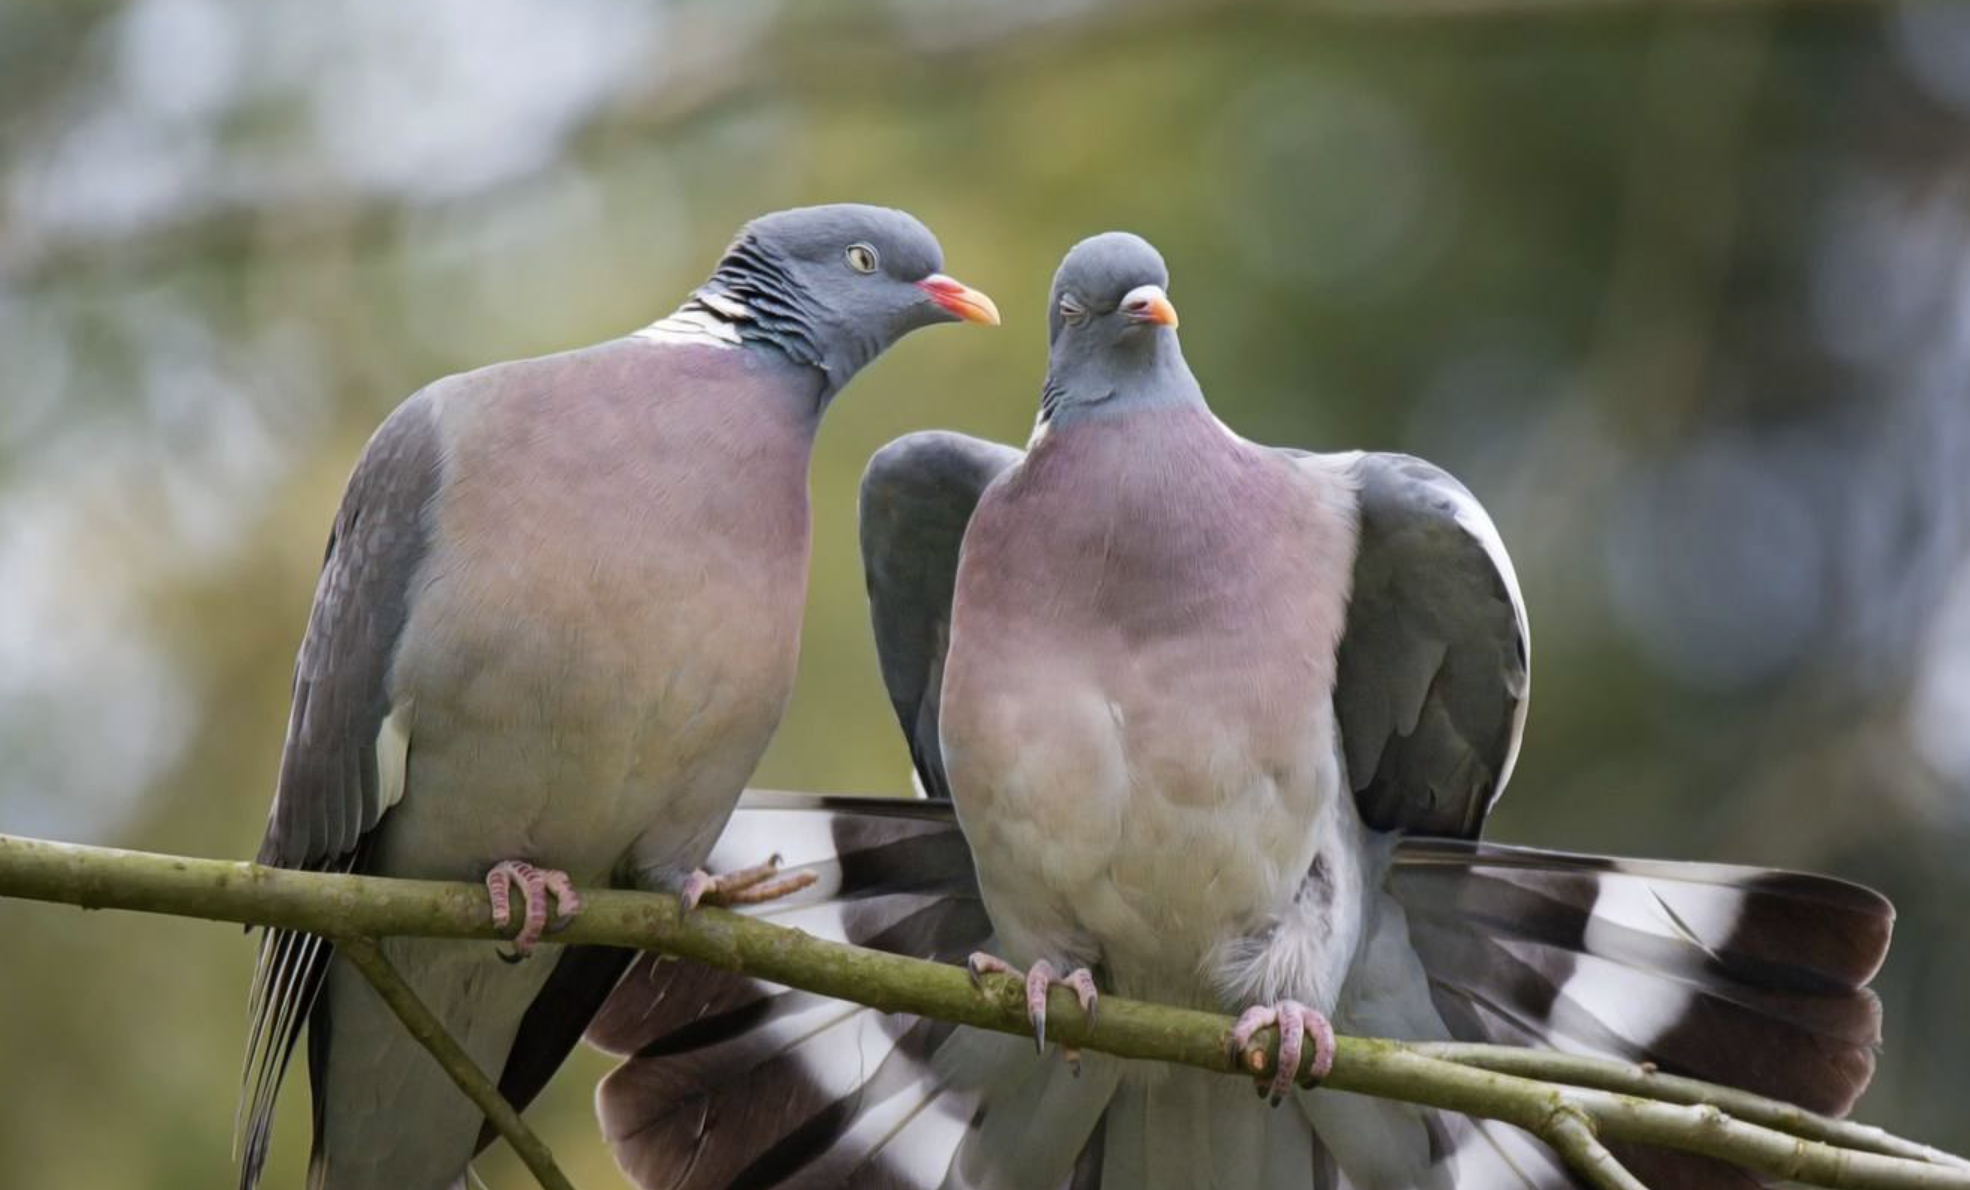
[845, 243, 879, 274]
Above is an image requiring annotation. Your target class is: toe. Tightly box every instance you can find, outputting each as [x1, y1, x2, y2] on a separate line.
[1228, 1004, 1276, 1062]
[542, 870, 582, 926]
[1025, 961, 1058, 1053]
[1271, 1001, 1305, 1105]
[520, 876, 550, 942]
[1300, 1010, 1336, 1087]
[712, 854, 785, 897]
[721, 869, 818, 906]
[1065, 968, 1100, 1027]
[484, 870, 514, 930]
[966, 952, 1016, 990]
[679, 869, 716, 913]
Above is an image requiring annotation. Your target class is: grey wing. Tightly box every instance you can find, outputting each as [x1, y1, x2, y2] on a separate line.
[859, 430, 1023, 800]
[1297, 450, 1530, 839]
[238, 391, 444, 1189]
[258, 394, 443, 869]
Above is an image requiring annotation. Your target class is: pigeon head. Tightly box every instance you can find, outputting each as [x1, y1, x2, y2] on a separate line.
[1039, 231, 1198, 425]
[695, 204, 999, 398]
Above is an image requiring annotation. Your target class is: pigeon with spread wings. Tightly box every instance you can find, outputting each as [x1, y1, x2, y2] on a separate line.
[590, 233, 1891, 1190]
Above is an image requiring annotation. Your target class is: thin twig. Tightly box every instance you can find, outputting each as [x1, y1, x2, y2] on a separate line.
[1, 832, 1963, 1190]
[336, 937, 578, 1190]
[1544, 1107, 1651, 1190]
[1248, 1041, 1970, 1190]
[1412, 1042, 1970, 1172]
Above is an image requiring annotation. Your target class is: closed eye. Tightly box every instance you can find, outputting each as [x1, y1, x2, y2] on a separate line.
[1059, 294, 1087, 325]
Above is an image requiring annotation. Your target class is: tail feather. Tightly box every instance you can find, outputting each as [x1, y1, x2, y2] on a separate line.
[237, 840, 374, 1190]
[237, 927, 334, 1189]
[784, 1018, 971, 1188]
[1102, 1069, 1335, 1190]
[1388, 839, 1892, 1189]
[941, 1031, 1116, 1190]
[1436, 1118, 1581, 1190]
[590, 799, 1894, 1190]
[600, 1005, 949, 1189]
[590, 795, 997, 1189]
[1392, 842, 1890, 992]
[1389, 840, 1891, 1116]
[1609, 1147, 1766, 1190]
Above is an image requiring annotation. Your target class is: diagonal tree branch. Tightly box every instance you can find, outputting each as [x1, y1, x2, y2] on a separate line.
[1546, 1107, 1651, 1190]
[336, 937, 578, 1190]
[0, 830, 1963, 1190]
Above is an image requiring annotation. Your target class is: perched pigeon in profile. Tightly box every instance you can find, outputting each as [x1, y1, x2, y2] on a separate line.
[234, 204, 999, 1190]
[587, 233, 1893, 1190]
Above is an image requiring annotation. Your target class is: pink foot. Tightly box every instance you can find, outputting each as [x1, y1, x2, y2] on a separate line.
[1229, 999, 1334, 1104]
[679, 853, 818, 912]
[485, 860, 581, 956]
[966, 953, 1099, 1059]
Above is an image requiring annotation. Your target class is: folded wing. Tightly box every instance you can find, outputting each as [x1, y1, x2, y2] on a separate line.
[860, 431, 1023, 800]
[239, 393, 442, 1189]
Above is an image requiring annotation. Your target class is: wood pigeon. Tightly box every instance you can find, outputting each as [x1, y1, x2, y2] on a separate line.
[234, 204, 1000, 1190]
[586, 233, 1893, 1190]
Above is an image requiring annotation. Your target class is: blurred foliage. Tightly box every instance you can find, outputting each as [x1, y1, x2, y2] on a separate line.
[2, 0, 1969, 1184]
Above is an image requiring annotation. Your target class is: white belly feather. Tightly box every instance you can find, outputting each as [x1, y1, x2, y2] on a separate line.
[947, 669, 1365, 1013]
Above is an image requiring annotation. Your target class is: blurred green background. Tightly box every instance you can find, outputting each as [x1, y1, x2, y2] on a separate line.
[3, 0, 1969, 1184]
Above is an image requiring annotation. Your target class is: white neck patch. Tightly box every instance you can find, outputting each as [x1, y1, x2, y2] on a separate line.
[632, 299, 745, 349]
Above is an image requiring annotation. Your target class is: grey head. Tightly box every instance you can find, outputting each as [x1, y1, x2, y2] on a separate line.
[1039, 231, 1200, 426]
[691, 203, 999, 400]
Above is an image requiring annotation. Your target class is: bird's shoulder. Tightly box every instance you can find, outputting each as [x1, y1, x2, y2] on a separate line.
[414, 335, 692, 419]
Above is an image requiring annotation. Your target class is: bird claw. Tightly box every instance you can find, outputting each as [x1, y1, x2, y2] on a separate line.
[965, 953, 1099, 1060]
[1228, 999, 1334, 1105]
[679, 854, 818, 912]
[485, 860, 582, 957]
[966, 951, 1021, 988]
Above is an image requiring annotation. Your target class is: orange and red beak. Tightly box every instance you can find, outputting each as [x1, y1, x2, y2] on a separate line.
[1120, 284, 1179, 328]
[917, 274, 1001, 326]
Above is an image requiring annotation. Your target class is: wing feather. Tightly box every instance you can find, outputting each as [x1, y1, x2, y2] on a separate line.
[859, 431, 1023, 801]
[1290, 450, 1530, 838]
[237, 391, 443, 1190]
